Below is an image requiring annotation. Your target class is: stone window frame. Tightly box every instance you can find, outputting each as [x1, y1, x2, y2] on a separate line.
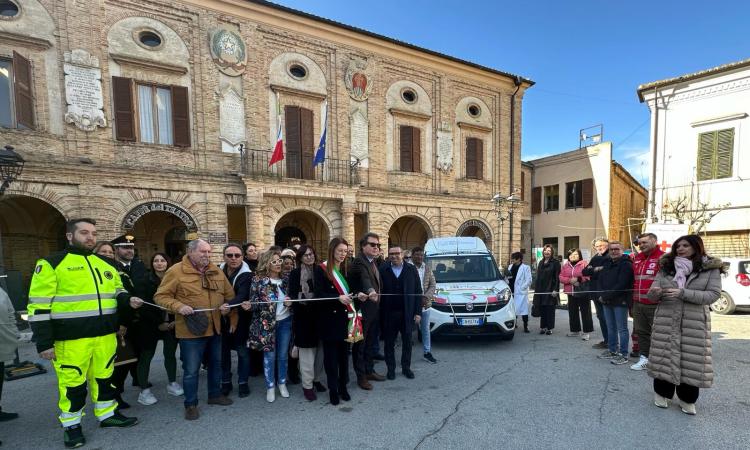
[467, 103, 481, 118]
[400, 87, 418, 104]
[0, 0, 21, 21]
[132, 27, 166, 51]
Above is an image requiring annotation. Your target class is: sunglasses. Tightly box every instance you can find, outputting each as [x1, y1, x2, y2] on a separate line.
[366, 242, 381, 248]
[270, 259, 283, 265]
[225, 253, 242, 258]
[388, 252, 402, 256]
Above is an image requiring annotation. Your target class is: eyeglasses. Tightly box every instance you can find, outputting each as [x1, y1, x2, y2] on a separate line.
[225, 253, 242, 258]
[270, 259, 283, 265]
[366, 242, 381, 248]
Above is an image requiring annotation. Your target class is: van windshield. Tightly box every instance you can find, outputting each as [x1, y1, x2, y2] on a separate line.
[427, 255, 502, 283]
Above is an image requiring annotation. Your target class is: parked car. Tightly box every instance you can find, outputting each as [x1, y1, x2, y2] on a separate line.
[424, 237, 514, 340]
[711, 258, 750, 315]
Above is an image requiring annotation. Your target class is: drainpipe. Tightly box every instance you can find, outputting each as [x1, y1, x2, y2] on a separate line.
[650, 87, 659, 222]
[507, 76, 523, 259]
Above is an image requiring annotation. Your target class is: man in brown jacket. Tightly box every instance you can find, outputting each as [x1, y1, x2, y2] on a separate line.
[154, 239, 235, 420]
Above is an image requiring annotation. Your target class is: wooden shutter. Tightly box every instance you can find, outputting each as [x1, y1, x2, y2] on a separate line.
[582, 178, 594, 208]
[697, 132, 715, 181]
[411, 126, 421, 172]
[531, 186, 542, 214]
[715, 128, 734, 179]
[12, 51, 34, 129]
[112, 76, 135, 141]
[171, 85, 190, 147]
[475, 139, 483, 180]
[285, 105, 301, 179]
[466, 138, 477, 179]
[521, 171, 526, 200]
[400, 125, 413, 172]
[300, 107, 314, 180]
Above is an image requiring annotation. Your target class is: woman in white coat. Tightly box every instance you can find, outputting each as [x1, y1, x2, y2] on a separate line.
[507, 252, 532, 333]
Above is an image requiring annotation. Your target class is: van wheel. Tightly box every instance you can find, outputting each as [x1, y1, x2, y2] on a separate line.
[502, 332, 515, 341]
[711, 292, 736, 315]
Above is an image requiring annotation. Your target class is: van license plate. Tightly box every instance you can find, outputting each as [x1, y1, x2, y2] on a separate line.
[458, 318, 482, 326]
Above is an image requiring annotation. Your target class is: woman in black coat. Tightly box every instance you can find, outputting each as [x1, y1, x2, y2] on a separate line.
[288, 244, 327, 401]
[533, 245, 561, 335]
[313, 237, 356, 406]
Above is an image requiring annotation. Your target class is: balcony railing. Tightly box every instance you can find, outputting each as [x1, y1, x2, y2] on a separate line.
[241, 149, 362, 186]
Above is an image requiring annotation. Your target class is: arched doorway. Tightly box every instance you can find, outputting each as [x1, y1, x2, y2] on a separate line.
[456, 219, 492, 249]
[122, 202, 198, 265]
[274, 210, 329, 256]
[0, 195, 66, 304]
[388, 216, 431, 251]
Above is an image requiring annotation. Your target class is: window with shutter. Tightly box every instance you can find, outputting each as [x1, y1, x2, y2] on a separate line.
[565, 180, 583, 208]
[112, 76, 135, 141]
[412, 126, 421, 172]
[300, 107, 314, 180]
[400, 125, 413, 172]
[466, 138, 477, 179]
[544, 185, 559, 211]
[12, 51, 34, 129]
[581, 178, 594, 208]
[171, 85, 190, 147]
[697, 128, 734, 181]
[285, 105, 301, 179]
[521, 171, 526, 200]
[532, 186, 542, 214]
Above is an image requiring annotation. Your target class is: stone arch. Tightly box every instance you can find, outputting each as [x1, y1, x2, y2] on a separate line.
[0, 0, 55, 46]
[117, 199, 200, 233]
[385, 80, 432, 115]
[3, 184, 69, 221]
[455, 96, 492, 129]
[272, 208, 333, 256]
[268, 52, 327, 96]
[456, 218, 493, 249]
[386, 214, 434, 251]
[107, 16, 190, 72]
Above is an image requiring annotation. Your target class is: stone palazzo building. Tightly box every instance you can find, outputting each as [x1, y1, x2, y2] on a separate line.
[0, 0, 533, 296]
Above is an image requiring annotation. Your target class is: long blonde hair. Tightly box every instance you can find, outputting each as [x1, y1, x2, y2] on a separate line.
[254, 249, 281, 278]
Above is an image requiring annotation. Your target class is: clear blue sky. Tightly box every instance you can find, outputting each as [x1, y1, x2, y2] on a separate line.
[274, 0, 749, 188]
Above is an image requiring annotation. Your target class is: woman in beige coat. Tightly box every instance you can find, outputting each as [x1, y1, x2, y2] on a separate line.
[647, 234, 723, 415]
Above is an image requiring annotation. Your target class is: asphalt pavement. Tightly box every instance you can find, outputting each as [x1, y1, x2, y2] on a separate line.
[2, 308, 749, 449]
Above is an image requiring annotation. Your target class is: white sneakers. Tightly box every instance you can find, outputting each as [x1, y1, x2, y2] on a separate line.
[167, 382, 184, 396]
[654, 393, 670, 408]
[679, 400, 697, 415]
[278, 384, 290, 398]
[630, 355, 649, 371]
[266, 388, 276, 403]
[581, 333, 590, 341]
[137, 388, 158, 406]
[566, 331, 581, 337]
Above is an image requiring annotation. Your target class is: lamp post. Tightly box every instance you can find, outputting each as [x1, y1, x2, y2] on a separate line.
[0, 145, 25, 195]
[491, 192, 521, 264]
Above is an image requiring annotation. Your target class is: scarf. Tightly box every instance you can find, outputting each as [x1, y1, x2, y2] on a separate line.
[673, 256, 693, 289]
[300, 264, 314, 299]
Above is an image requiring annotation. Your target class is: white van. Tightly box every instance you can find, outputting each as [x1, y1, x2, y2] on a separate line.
[424, 237, 515, 340]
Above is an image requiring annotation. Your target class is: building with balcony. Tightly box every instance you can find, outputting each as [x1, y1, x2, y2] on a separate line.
[0, 0, 533, 295]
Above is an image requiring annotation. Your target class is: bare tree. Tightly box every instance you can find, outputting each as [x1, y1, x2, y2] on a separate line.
[661, 194, 730, 234]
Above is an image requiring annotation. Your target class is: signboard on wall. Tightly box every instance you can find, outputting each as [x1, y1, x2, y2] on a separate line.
[644, 223, 690, 253]
[208, 232, 228, 245]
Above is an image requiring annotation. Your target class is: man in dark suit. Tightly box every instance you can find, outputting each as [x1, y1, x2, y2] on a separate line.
[348, 232, 386, 390]
[379, 244, 422, 380]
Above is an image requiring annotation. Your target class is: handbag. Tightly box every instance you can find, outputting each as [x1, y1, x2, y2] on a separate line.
[531, 302, 541, 318]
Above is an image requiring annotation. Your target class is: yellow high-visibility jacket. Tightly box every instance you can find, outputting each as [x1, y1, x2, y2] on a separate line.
[27, 246, 132, 352]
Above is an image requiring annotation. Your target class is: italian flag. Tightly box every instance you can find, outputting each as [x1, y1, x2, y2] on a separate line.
[269, 92, 284, 166]
[320, 261, 349, 295]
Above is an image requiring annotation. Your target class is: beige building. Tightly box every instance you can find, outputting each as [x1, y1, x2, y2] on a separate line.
[0, 0, 533, 297]
[522, 142, 647, 262]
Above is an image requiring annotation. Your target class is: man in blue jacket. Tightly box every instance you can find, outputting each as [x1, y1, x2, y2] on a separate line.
[379, 244, 423, 380]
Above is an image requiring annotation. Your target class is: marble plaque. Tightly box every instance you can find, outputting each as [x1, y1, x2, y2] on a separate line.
[350, 109, 369, 165]
[220, 87, 246, 151]
[63, 50, 106, 132]
[437, 129, 454, 172]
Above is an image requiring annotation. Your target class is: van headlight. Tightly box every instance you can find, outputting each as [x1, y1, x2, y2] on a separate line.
[492, 287, 511, 305]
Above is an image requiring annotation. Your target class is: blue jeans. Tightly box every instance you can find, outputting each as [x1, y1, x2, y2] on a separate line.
[420, 309, 431, 353]
[263, 316, 292, 389]
[180, 334, 221, 407]
[602, 304, 629, 356]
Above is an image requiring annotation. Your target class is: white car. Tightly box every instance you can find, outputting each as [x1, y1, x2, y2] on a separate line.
[711, 258, 750, 314]
[424, 237, 515, 340]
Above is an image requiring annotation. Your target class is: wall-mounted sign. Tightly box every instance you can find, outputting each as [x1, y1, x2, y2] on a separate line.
[122, 201, 197, 231]
[208, 232, 228, 245]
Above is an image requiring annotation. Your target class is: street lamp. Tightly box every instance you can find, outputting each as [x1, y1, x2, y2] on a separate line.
[491, 192, 521, 263]
[0, 145, 25, 194]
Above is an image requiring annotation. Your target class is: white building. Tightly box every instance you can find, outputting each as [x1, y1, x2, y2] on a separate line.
[638, 58, 750, 257]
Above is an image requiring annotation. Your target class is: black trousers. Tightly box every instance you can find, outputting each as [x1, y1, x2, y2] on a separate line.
[0, 361, 4, 405]
[539, 305, 556, 330]
[593, 299, 608, 342]
[568, 294, 594, 333]
[653, 378, 699, 403]
[322, 340, 349, 394]
[352, 303, 378, 377]
[111, 361, 138, 395]
[384, 310, 412, 371]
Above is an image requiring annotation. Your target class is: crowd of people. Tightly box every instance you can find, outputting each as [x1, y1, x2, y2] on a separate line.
[0, 218, 724, 448]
